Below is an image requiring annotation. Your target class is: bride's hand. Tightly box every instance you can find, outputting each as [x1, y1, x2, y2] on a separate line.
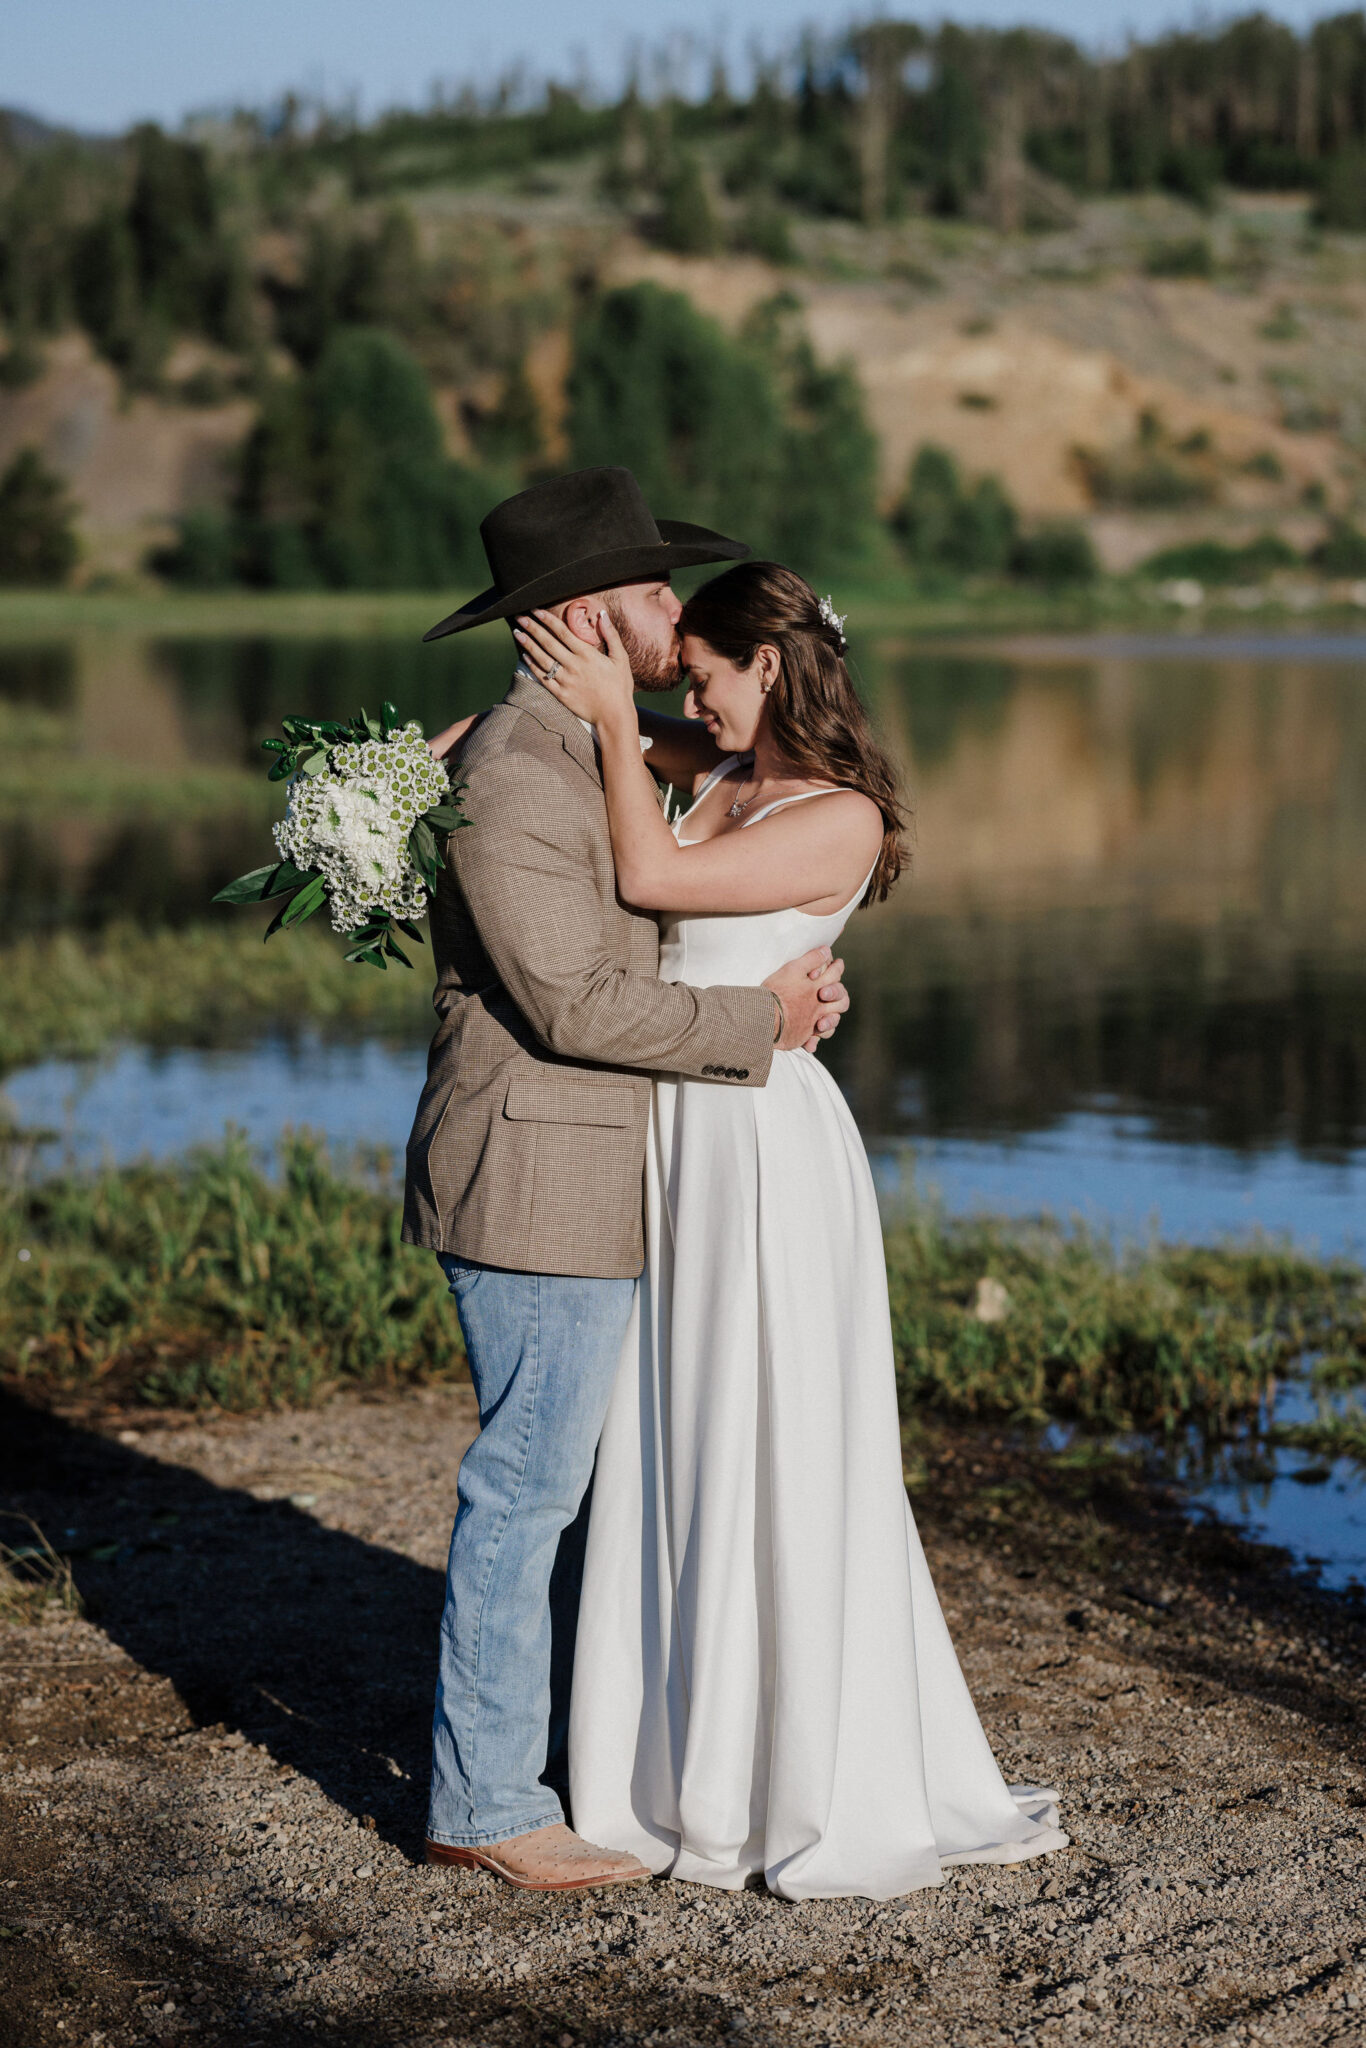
[514, 608, 636, 729]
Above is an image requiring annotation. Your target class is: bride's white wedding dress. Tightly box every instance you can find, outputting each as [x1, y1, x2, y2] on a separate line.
[569, 760, 1066, 1900]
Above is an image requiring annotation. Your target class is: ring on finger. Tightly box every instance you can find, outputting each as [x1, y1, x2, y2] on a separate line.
[546, 660, 561, 682]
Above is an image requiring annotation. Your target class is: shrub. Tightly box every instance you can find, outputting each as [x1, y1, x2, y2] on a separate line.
[0, 448, 78, 586]
[1316, 149, 1366, 232]
[1313, 520, 1366, 577]
[0, 334, 44, 388]
[231, 328, 507, 591]
[1072, 443, 1215, 510]
[149, 507, 237, 588]
[569, 283, 879, 576]
[655, 156, 721, 256]
[892, 444, 1019, 574]
[734, 201, 797, 265]
[1139, 532, 1298, 584]
[1012, 522, 1099, 585]
[1143, 236, 1214, 278]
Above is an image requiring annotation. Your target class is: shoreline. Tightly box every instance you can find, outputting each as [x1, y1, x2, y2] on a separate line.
[2, 1385, 1363, 2046]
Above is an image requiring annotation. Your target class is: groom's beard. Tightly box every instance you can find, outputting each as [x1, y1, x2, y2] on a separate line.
[604, 598, 683, 692]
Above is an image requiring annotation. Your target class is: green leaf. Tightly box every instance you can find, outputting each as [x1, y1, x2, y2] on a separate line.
[381, 699, 399, 736]
[299, 747, 331, 778]
[213, 865, 284, 906]
[406, 824, 439, 891]
[261, 737, 287, 753]
[343, 942, 386, 967]
[214, 861, 316, 906]
[278, 872, 328, 929]
[262, 892, 300, 941]
[270, 860, 316, 895]
[267, 756, 295, 782]
[394, 916, 426, 944]
[422, 804, 466, 832]
[383, 931, 414, 968]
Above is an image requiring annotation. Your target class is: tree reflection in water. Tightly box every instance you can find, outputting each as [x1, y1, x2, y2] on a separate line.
[4, 627, 1366, 1161]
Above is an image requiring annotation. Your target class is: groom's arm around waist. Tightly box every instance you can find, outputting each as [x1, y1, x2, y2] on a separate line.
[449, 744, 775, 1085]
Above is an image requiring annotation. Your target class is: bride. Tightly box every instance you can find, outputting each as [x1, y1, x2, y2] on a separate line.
[510, 560, 1066, 1902]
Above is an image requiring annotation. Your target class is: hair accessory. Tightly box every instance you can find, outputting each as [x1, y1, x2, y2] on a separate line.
[818, 595, 848, 649]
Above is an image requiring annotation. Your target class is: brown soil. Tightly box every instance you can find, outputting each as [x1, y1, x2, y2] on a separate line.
[1, 1384, 1364, 2048]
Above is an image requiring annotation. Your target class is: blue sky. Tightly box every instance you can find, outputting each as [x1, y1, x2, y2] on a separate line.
[6, 1, 1333, 134]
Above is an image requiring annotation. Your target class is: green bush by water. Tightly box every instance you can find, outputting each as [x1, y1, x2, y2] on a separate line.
[1, 1136, 464, 1411]
[1139, 532, 1300, 585]
[0, 923, 430, 1077]
[886, 1208, 1363, 1440]
[4, 1139, 1360, 1428]
[892, 444, 1098, 586]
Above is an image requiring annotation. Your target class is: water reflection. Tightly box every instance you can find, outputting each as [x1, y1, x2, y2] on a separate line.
[833, 639, 1366, 1158]
[6, 625, 1366, 1163]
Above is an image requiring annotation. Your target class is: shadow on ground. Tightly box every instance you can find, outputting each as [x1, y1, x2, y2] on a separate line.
[0, 1388, 444, 1852]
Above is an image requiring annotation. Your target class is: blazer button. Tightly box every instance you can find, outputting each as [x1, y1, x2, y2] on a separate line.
[736, 1068, 748, 1079]
[702, 1064, 715, 1076]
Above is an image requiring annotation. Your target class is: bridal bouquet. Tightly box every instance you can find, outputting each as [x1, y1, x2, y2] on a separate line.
[213, 704, 465, 969]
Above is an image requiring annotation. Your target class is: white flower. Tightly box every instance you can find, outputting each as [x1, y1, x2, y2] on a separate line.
[273, 723, 450, 935]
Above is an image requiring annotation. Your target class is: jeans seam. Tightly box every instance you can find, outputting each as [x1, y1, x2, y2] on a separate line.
[460, 1271, 540, 1835]
[427, 1807, 563, 1851]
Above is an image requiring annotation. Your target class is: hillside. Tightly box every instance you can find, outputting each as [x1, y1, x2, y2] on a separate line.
[2, 15, 1365, 587]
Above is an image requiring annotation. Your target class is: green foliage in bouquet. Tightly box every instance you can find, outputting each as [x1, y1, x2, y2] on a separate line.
[213, 701, 464, 969]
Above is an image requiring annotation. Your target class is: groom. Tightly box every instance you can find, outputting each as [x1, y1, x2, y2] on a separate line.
[404, 467, 849, 1890]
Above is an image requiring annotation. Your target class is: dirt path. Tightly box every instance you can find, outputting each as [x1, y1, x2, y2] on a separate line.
[1, 1384, 1364, 2048]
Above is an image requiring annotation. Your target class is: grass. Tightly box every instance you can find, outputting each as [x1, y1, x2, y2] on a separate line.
[4, 1139, 1362, 1433]
[2, 1134, 465, 1411]
[0, 1516, 84, 1625]
[8, 573, 1355, 653]
[0, 922, 431, 1077]
[0, 589, 466, 641]
[0, 696, 274, 823]
[886, 1208, 1363, 1440]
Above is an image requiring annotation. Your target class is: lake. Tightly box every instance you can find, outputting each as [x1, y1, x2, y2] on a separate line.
[7, 616, 1366, 1585]
[11, 618, 1366, 1243]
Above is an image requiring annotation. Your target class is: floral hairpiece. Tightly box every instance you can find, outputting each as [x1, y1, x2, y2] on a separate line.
[818, 595, 848, 649]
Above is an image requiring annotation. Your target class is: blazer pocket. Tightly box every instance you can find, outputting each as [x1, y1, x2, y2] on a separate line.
[503, 1075, 634, 1127]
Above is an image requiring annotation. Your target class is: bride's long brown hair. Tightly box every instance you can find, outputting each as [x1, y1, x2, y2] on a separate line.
[679, 561, 908, 904]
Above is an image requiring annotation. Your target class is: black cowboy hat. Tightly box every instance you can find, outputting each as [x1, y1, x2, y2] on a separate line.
[422, 466, 749, 641]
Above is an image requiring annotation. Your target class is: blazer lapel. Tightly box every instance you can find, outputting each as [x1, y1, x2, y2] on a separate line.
[505, 669, 602, 788]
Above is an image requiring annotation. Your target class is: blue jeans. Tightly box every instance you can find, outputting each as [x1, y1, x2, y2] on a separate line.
[428, 1254, 635, 1847]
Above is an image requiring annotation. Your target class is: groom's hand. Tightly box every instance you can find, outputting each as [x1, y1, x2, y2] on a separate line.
[763, 947, 849, 1054]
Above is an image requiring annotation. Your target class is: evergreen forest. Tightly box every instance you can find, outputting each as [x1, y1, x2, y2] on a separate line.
[2, 11, 1366, 589]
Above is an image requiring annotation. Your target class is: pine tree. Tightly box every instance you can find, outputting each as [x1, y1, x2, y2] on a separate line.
[655, 156, 721, 256]
[0, 448, 79, 585]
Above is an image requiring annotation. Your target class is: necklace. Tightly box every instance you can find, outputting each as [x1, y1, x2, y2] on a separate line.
[727, 766, 762, 820]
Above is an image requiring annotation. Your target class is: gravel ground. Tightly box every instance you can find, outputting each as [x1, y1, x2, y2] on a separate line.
[1, 1382, 1364, 2048]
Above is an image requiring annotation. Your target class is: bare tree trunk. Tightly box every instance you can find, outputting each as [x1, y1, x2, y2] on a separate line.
[1085, 69, 1112, 192]
[986, 86, 1025, 233]
[851, 24, 922, 227]
[858, 78, 893, 225]
[1296, 43, 1318, 161]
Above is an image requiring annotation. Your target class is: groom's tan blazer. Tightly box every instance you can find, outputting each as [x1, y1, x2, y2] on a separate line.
[402, 671, 777, 1278]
